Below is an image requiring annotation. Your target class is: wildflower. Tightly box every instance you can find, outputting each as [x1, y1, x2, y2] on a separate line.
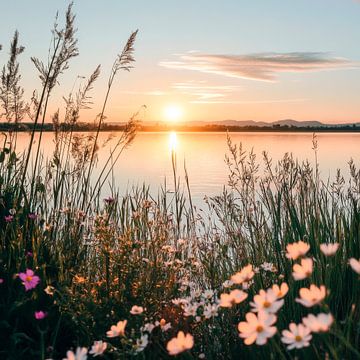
[135, 334, 149, 352]
[166, 331, 194, 356]
[349, 258, 360, 275]
[231, 265, 255, 284]
[141, 323, 156, 333]
[281, 323, 312, 350]
[178, 238, 186, 245]
[130, 305, 144, 315]
[18, 269, 40, 291]
[183, 303, 198, 317]
[238, 311, 277, 345]
[203, 303, 219, 319]
[286, 240, 310, 260]
[44, 285, 55, 296]
[261, 262, 276, 272]
[73, 275, 86, 284]
[106, 320, 127, 337]
[0, 278, 4, 284]
[302, 313, 334, 333]
[250, 289, 284, 314]
[320, 243, 339, 256]
[199, 354, 205, 359]
[4, 215, 13, 222]
[270, 283, 289, 299]
[222, 280, 233, 288]
[220, 289, 248, 308]
[296, 285, 326, 307]
[63, 347, 88, 360]
[104, 196, 115, 204]
[34, 311, 47, 320]
[155, 318, 172, 331]
[292, 258, 313, 280]
[25, 251, 33, 257]
[202, 289, 214, 299]
[28, 213, 38, 220]
[89, 341, 107, 357]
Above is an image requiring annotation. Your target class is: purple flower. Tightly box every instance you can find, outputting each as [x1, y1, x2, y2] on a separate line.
[104, 196, 115, 204]
[18, 269, 40, 291]
[28, 213, 38, 220]
[4, 215, 13, 223]
[26, 251, 33, 258]
[0, 278, 4, 284]
[34, 311, 47, 320]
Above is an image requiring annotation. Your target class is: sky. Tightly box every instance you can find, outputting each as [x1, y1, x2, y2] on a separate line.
[0, 0, 360, 124]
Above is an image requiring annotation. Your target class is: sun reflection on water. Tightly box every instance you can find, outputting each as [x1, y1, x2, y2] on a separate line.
[169, 131, 178, 152]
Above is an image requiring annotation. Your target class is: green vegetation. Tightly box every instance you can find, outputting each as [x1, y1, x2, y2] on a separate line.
[1, 4, 360, 360]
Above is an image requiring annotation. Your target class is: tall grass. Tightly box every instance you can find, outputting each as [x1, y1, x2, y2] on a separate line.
[1, 4, 360, 360]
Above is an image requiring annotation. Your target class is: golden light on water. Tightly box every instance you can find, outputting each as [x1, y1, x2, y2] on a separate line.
[164, 105, 183, 122]
[169, 131, 178, 152]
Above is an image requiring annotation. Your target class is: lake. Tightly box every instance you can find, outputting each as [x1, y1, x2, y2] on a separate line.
[10, 131, 360, 202]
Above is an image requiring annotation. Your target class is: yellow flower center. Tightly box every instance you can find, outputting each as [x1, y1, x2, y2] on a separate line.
[256, 325, 264, 333]
[295, 335, 302, 342]
[26, 276, 33, 282]
[160, 319, 166, 326]
[263, 301, 271, 308]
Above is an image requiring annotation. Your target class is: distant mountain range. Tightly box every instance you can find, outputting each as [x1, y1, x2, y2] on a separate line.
[181, 119, 360, 128]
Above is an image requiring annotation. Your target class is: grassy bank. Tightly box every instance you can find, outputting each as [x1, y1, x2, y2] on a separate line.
[1, 4, 360, 360]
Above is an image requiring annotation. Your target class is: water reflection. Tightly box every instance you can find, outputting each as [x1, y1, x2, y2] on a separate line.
[169, 131, 178, 153]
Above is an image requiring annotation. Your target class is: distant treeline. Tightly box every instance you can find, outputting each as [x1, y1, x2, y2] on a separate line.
[1, 122, 360, 132]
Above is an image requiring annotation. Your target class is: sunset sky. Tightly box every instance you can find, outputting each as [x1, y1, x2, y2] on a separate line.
[1, 0, 360, 124]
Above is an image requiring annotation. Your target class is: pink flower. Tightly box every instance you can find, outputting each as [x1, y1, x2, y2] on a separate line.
[28, 213, 38, 220]
[4, 215, 13, 222]
[18, 269, 40, 291]
[104, 196, 115, 204]
[34, 311, 47, 320]
[0, 278, 4, 284]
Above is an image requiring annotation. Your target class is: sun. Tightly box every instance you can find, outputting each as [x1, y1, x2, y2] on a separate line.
[164, 105, 183, 122]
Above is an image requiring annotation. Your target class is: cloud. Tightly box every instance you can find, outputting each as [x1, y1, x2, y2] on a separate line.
[190, 98, 308, 104]
[172, 81, 241, 102]
[159, 52, 357, 82]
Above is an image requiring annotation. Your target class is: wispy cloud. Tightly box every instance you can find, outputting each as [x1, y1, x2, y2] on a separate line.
[172, 81, 241, 102]
[159, 52, 357, 82]
[190, 98, 308, 104]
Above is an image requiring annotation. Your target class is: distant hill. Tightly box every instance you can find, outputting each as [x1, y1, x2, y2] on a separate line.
[183, 119, 360, 128]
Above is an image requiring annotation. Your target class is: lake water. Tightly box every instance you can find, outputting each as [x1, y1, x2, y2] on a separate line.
[10, 131, 360, 202]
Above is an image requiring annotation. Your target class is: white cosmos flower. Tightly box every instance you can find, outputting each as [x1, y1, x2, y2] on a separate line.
[302, 313, 334, 333]
[296, 285, 326, 307]
[183, 303, 198, 317]
[106, 320, 127, 337]
[231, 265, 255, 284]
[281, 323, 312, 350]
[141, 323, 156, 333]
[270, 283, 289, 299]
[250, 289, 284, 314]
[238, 311, 277, 345]
[292, 258, 313, 280]
[166, 331, 194, 356]
[89, 341, 107, 357]
[135, 334, 149, 352]
[63, 347, 88, 360]
[130, 305, 144, 315]
[222, 280, 234, 288]
[219, 289, 248, 308]
[202, 289, 215, 299]
[320, 243, 339, 256]
[286, 240, 310, 260]
[203, 303, 219, 319]
[349, 258, 360, 274]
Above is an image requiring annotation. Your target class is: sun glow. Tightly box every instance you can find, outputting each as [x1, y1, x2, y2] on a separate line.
[164, 105, 183, 122]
